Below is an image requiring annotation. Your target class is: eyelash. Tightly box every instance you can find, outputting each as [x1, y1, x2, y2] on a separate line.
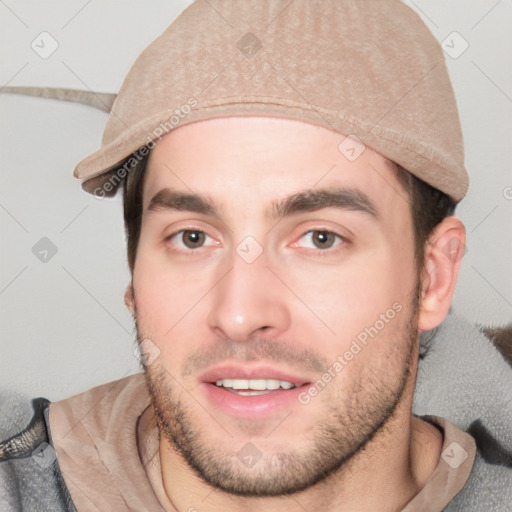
[165, 228, 347, 255]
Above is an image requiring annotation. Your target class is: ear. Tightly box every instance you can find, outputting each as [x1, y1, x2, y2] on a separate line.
[124, 283, 135, 316]
[418, 217, 466, 332]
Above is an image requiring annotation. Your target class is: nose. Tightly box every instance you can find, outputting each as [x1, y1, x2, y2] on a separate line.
[207, 249, 291, 342]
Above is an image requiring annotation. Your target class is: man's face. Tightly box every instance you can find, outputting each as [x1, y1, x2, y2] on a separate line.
[131, 117, 420, 496]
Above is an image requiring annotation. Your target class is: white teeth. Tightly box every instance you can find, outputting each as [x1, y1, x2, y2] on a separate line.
[264, 379, 280, 390]
[214, 378, 296, 390]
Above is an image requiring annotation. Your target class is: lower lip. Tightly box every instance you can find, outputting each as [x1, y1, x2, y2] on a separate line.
[201, 383, 307, 419]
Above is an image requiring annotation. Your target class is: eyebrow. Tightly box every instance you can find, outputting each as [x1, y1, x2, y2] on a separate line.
[147, 187, 378, 220]
[272, 188, 378, 219]
[148, 189, 216, 215]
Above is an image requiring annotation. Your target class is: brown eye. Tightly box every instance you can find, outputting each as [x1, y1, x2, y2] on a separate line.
[168, 229, 210, 250]
[181, 230, 206, 249]
[311, 231, 337, 249]
[295, 230, 344, 251]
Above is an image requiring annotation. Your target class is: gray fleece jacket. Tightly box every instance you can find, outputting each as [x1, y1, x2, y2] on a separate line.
[0, 312, 511, 511]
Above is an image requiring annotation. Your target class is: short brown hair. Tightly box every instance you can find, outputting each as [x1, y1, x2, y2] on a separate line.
[122, 152, 455, 273]
[392, 163, 456, 270]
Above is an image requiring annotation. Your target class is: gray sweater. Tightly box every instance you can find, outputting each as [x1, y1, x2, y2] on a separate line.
[1, 313, 511, 511]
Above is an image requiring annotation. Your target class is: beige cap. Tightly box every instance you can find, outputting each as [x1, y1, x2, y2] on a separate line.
[73, 0, 469, 202]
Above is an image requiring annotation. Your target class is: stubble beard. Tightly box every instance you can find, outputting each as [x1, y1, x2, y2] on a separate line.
[138, 301, 419, 497]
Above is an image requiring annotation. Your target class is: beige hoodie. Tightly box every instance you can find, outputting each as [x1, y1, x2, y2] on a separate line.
[48, 373, 475, 512]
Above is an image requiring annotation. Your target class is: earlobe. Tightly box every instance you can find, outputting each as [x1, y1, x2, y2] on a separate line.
[418, 217, 466, 332]
[124, 284, 135, 316]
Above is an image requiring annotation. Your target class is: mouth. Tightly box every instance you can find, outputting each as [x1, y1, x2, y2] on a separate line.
[199, 365, 311, 418]
[214, 378, 297, 396]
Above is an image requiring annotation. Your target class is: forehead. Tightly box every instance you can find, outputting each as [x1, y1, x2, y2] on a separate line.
[142, 117, 408, 214]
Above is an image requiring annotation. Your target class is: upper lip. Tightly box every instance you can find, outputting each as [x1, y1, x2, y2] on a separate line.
[200, 363, 311, 387]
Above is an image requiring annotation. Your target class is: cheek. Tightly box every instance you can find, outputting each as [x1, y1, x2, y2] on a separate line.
[132, 239, 182, 339]
[132, 240, 220, 348]
[284, 243, 417, 347]
[132, 271, 199, 373]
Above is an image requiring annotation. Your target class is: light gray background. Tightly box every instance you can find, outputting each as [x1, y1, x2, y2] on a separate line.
[0, 1, 511, 401]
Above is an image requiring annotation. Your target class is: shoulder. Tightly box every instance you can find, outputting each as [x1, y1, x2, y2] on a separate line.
[0, 395, 50, 461]
[446, 449, 512, 512]
[0, 392, 77, 511]
[415, 313, 512, 511]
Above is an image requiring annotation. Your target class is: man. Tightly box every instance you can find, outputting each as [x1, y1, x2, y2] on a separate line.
[1, 1, 511, 511]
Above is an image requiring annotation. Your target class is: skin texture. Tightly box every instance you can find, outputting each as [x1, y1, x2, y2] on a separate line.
[125, 116, 466, 512]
